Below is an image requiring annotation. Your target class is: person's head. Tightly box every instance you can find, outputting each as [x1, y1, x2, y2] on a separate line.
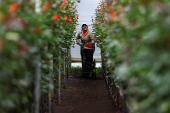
[81, 23, 88, 31]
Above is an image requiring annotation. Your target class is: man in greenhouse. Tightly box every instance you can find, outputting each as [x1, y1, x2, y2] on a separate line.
[76, 23, 95, 76]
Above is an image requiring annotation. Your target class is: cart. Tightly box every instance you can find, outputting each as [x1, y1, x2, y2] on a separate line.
[82, 47, 96, 78]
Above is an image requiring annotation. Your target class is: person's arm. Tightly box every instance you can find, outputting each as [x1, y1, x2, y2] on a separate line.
[89, 32, 95, 44]
[76, 32, 83, 46]
[76, 32, 80, 42]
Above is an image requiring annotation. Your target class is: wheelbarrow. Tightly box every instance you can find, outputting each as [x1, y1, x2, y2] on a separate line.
[82, 46, 96, 78]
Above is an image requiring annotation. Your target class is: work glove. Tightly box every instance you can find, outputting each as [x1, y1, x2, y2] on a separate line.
[79, 43, 83, 46]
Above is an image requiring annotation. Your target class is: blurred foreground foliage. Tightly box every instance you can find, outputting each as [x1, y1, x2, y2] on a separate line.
[0, 0, 78, 112]
[93, 0, 170, 113]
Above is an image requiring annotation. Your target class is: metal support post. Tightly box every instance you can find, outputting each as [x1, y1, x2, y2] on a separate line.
[35, 0, 41, 13]
[58, 52, 61, 105]
[67, 48, 69, 78]
[63, 54, 66, 88]
[34, 63, 41, 113]
[48, 58, 53, 113]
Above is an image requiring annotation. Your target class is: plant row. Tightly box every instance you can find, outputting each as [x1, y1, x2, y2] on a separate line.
[93, 0, 170, 113]
[0, 0, 79, 112]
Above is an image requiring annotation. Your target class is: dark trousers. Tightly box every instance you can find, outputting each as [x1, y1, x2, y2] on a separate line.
[81, 48, 93, 74]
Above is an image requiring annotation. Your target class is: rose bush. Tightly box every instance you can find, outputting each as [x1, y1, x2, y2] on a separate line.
[93, 0, 170, 113]
[0, 0, 78, 112]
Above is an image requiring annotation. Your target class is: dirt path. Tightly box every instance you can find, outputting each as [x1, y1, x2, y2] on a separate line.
[53, 69, 115, 113]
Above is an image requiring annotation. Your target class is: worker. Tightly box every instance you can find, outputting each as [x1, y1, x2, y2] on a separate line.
[76, 23, 95, 76]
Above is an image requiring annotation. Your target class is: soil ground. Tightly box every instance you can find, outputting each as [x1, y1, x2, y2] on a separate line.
[53, 69, 115, 113]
